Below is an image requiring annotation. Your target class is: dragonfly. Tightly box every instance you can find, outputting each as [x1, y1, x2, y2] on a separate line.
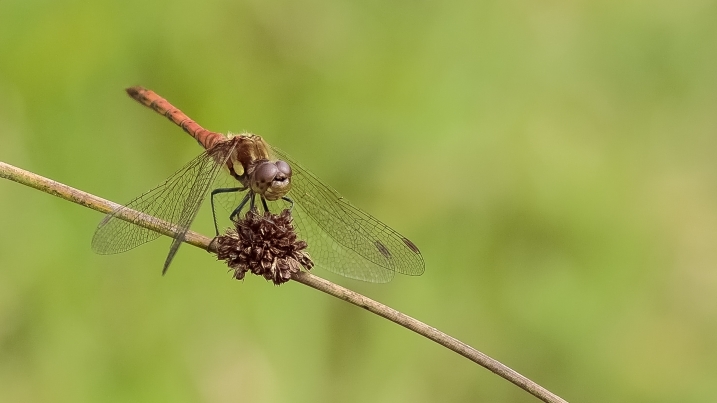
[92, 87, 425, 283]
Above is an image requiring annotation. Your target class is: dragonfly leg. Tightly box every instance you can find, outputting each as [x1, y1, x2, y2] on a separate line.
[260, 197, 270, 213]
[281, 196, 294, 212]
[211, 187, 246, 235]
[230, 192, 253, 222]
[249, 193, 256, 212]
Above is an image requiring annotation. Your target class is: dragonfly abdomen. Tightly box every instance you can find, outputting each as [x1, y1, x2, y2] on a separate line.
[125, 86, 225, 150]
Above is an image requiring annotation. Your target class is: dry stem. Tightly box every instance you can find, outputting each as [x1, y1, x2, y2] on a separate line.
[0, 160, 568, 403]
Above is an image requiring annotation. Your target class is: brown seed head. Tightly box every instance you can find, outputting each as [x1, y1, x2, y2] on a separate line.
[215, 208, 313, 285]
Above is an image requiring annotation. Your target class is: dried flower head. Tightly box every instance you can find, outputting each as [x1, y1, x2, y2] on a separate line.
[215, 208, 314, 285]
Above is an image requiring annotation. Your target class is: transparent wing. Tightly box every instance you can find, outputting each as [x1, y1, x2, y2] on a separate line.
[270, 146, 425, 283]
[212, 169, 249, 215]
[92, 140, 238, 272]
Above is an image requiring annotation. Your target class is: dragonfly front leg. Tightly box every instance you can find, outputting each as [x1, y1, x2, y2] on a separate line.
[260, 197, 270, 213]
[248, 193, 256, 212]
[211, 187, 246, 236]
[230, 192, 253, 223]
[281, 196, 294, 212]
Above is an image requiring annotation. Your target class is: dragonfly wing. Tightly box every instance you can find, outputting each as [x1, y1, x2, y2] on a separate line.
[160, 142, 238, 273]
[92, 141, 238, 272]
[270, 146, 425, 283]
[212, 169, 250, 215]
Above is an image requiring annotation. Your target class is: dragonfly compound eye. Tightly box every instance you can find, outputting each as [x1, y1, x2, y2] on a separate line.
[263, 161, 292, 201]
[253, 162, 279, 191]
[275, 160, 292, 178]
[251, 161, 292, 201]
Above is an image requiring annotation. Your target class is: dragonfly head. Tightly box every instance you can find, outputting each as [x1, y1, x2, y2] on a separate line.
[250, 160, 292, 201]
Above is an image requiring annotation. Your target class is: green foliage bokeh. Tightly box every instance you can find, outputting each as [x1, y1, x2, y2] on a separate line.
[1, 1, 717, 402]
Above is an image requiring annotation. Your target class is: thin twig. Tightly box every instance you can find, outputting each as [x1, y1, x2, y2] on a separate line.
[0, 161, 568, 403]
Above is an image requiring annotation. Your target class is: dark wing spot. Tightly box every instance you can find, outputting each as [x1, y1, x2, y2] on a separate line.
[374, 241, 392, 259]
[402, 237, 421, 254]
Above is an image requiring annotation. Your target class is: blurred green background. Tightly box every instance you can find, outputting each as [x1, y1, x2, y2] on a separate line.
[1, 1, 717, 402]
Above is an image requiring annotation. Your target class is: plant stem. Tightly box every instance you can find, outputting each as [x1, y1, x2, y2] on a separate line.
[0, 160, 568, 403]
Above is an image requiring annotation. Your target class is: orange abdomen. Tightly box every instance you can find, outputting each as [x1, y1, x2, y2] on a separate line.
[125, 86, 225, 150]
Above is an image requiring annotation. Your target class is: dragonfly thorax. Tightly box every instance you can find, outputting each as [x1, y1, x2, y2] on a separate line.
[248, 159, 292, 201]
